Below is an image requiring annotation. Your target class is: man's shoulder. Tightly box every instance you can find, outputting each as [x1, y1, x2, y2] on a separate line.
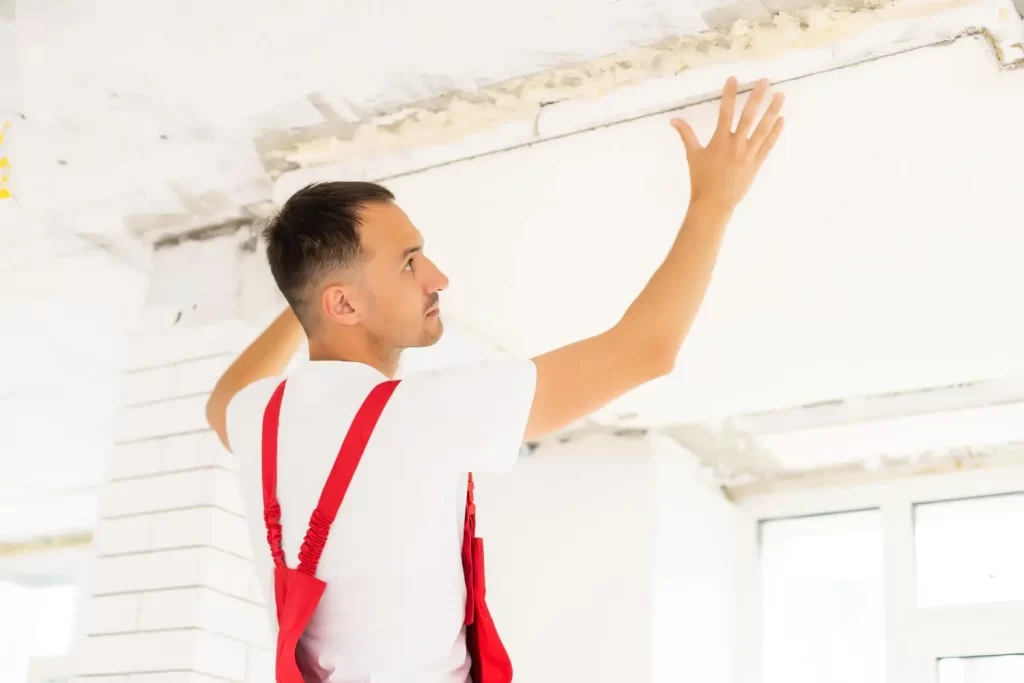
[228, 362, 389, 429]
[226, 377, 282, 434]
[396, 357, 536, 395]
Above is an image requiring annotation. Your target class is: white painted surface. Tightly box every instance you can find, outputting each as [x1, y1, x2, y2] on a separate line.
[0, 202, 146, 543]
[652, 436, 741, 683]
[474, 435, 658, 683]
[66, 320, 273, 683]
[15, 0, 711, 122]
[375, 38, 1024, 427]
[475, 434, 740, 683]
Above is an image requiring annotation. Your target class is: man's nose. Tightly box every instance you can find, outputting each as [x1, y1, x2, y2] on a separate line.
[424, 258, 449, 293]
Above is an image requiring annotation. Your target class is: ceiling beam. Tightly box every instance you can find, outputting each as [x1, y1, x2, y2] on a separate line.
[719, 377, 1024, 436]
[269, 0, 1023, 203]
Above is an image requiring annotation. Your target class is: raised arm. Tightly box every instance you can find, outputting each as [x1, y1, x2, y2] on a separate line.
[205, 308, 305, 450]
[524, 77, 785, 441]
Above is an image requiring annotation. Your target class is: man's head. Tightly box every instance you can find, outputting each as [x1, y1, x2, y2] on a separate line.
[264, 182, 448, 356]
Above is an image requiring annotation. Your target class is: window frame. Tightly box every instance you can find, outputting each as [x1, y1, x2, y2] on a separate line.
[735, 465, 1024, 683]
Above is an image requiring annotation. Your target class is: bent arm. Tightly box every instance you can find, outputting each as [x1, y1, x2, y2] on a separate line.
[205, 308, 305, 451]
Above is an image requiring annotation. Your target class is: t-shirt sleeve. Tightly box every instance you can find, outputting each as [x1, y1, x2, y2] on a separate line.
[225, 378, 280, 456]
[395, 358, 537, 473]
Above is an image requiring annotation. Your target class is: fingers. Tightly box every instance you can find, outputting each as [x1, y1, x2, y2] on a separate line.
[716, 77, 738, 136]
[735, 79, 770, 138]
[671, 118, 701, 156]
[754, 117, 785, 167]
[750, 92, 785, 150]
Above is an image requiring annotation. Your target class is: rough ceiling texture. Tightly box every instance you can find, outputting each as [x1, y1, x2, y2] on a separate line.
[257, 0, 956, 175]
[12, 0, 1021, 245]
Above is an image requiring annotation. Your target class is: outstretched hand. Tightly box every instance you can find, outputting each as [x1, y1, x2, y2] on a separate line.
[671, 77, 785, 210]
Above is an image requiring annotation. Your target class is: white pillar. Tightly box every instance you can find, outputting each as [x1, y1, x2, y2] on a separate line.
[67, 226, 282, 683]
[68, 316, 271, 683]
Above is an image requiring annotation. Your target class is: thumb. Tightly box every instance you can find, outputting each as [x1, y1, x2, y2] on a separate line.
[671, 118, 700, 156]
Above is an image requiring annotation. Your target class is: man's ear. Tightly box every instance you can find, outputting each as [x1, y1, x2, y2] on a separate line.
[321, 284, 360, 326]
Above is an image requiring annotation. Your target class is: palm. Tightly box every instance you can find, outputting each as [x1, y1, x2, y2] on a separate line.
[671, 77, 785, 208]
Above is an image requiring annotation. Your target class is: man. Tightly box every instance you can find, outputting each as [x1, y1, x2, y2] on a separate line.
[207, 77, 784, 682]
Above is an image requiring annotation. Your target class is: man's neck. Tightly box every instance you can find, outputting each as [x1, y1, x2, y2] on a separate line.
[308, 335, 401, 379]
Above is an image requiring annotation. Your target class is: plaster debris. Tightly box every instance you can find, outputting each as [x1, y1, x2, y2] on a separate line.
[274, 0, 973, 168]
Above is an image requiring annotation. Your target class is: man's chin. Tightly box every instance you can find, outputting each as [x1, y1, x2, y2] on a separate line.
[418, 318, 444, 347]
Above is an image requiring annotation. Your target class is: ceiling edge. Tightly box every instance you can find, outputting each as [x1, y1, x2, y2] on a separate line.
[266, 0, 1021, 196]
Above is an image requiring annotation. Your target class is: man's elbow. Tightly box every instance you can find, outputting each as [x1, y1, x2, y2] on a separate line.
[647, 343, 678, 379]
[205, 391, 231, 451]
[204, 395, 221, 433]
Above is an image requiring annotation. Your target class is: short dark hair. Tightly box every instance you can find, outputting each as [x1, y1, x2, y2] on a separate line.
[264, 181, 395, 327]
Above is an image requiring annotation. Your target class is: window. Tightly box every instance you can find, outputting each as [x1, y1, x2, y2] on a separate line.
[742, 468, 1024, 683]
[938, 654, 1024, 683]
[0, 580, 79, 683]
[760, 510, 885, 683]
[915, 492, 1024, 607]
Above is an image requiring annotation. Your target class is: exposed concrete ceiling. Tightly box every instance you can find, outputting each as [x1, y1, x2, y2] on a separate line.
[257, 0, 978, 178]
[11, 0, 1020, 246]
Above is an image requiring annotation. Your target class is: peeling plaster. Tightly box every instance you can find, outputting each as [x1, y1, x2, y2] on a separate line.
[725, 441, 1024, 496]
[271, 0, 1005, 171]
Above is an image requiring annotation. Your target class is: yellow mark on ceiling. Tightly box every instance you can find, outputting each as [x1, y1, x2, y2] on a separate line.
[0, 121, 10, 200]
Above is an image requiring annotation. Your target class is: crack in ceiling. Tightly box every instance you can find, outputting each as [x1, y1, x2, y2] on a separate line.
[257, 0, 974, 175]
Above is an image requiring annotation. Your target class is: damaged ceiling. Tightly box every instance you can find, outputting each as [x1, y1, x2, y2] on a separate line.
[253, 0, 970, 177]
[12, 0, 1020, 245]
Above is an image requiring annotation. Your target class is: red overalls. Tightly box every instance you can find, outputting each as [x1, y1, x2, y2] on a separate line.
[261, 379, 514, 683]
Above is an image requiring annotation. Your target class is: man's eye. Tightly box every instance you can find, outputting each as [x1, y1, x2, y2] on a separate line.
[403, 259, 414, 271]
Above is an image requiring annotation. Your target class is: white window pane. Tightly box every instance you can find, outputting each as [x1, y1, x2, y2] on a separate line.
[915, 492, 1024, 607]
[0, 580, 79, 683]
[760, 510, 884, 683]
[938, 654, 1024, 683]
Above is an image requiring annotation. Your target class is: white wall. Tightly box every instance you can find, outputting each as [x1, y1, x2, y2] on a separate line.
[475, 435, 658, 683]
[653, 436, 742, 683]
[476, 432, 742, 683]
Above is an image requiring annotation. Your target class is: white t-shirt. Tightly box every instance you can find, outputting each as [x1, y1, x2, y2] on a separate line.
[226, 358, 537, 683]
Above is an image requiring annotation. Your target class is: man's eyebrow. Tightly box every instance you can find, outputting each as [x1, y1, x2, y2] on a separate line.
[402, 245, 423, 259]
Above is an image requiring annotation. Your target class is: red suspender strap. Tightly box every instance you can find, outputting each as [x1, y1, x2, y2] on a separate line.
[261, 379, 401, 576]
[296, 379, 400, 575]
[262, 382, 288, 569]
[462, 472, 477, 625]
